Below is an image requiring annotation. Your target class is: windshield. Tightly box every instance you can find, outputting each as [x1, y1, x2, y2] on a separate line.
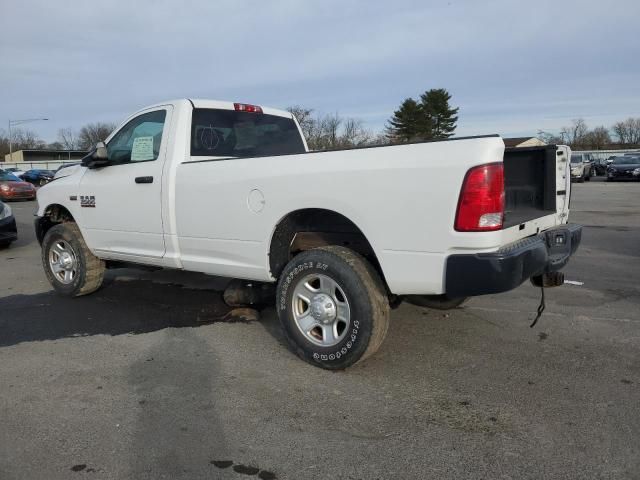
[612, 157, 640, 165]
[0, 172, 20, 182]
[570, 155, 583, 164]
[191, 108, 306, 157]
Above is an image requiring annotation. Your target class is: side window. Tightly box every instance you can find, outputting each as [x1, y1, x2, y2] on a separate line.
[107, 110, 167, 165]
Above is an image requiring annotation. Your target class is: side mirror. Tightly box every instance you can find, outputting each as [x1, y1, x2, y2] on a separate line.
[94, 141, 108, 160]
[82, 142, 110, 169]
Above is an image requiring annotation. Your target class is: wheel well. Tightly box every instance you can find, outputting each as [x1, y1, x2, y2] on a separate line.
[269, 208, 386, 286]
[36, 204, 75, 244]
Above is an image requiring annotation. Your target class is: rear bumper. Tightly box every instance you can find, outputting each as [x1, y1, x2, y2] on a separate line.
[445, 224, 582, 297]
[0, 215, 18, 243]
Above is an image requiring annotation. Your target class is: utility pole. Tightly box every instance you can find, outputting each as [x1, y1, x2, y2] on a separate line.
[7, 117, 49, 163]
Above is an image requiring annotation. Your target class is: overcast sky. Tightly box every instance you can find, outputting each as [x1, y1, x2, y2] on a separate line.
[1, 0, 639, 142]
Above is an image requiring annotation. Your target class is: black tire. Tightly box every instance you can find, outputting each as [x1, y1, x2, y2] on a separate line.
[276, 246, 390, 370]
[404, 294, 468, 310]
[42, 222, 105, 297]
[0, 240, 12, 249]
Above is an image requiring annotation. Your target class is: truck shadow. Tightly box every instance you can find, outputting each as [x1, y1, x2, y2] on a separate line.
[0, 278, 267, 348]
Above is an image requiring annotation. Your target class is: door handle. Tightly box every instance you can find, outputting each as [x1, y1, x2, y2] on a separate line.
[135, 176, 153, 184]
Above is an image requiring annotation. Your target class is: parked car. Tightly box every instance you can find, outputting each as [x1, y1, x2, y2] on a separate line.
[21, 169, 55, 186]
[4, 167, 26, 178]
[0, 171, 37, 201]
[593, 158, 609, 176]
[0, 201, 18, 247]
[606, 156, 640, 181]
[570, 153, 592, 182]
[35, 99, 581, 370]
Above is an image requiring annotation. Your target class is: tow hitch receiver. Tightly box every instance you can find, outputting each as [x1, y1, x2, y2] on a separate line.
[531, 271, 565, 288]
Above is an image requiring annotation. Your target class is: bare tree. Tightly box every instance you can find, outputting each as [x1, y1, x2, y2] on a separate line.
[12, 128, 46, 150]
[582, 126, 611, 150]
[612, 121, 628, 144]
[287, 107, 381, 151]
[57, 127, 79, 150]
[613, 117, 640, 145]
[320, 113, 342, 150]
[560, 118, 589, 147]
[339, 118, 373, 148]
[78, 122, 117, 149]
[287, 106, 315, 141]
[630, 118, 640, 144]
[537, 129, 566, 145]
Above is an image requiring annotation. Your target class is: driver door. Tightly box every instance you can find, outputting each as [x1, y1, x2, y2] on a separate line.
[78, 106, 172, 261]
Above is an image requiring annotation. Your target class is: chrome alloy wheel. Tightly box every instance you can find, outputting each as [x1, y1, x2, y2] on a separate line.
[48, 240, 78, 285]
[291, 273, 351, 347]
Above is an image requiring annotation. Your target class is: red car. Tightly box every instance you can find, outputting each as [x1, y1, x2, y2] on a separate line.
[0, 170, 37, 201]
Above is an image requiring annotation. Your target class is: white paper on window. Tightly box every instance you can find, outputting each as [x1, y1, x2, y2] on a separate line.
[131, 136, 154, 161]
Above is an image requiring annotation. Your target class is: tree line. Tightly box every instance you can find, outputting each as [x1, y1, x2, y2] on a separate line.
[289, 88, 459, 150]
[538, 117, 640, 150]
[1, 90, 459, 157]
[0, 122, 116, 158]
[4, 91, 634, 157]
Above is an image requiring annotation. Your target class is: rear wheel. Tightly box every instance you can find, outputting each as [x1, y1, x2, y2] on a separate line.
[42, 222, 105, 297]
[276, 246, 389, 370]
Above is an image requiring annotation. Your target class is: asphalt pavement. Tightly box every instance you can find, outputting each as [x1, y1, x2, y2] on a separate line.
[1, 178, 639, 479]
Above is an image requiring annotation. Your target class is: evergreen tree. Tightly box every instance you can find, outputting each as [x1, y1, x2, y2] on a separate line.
[386, 98, 428, 142]
[420, 88, 458, 139]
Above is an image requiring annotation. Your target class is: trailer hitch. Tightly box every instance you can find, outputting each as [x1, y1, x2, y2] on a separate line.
[528, 272, 564, 328]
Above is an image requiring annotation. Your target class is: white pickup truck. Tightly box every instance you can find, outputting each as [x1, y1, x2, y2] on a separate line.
[36, 99, 582, 369]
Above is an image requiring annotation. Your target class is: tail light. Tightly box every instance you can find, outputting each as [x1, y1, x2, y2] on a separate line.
[454, 163, 504, 232]
[234, 103, 263, 113]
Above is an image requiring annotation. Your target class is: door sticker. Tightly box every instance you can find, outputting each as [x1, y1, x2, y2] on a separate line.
[131, 136, 154, 161]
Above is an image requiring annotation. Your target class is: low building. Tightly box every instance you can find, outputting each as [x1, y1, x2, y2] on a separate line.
[503, 137, 547, 148]
[3, 149, 89, 163]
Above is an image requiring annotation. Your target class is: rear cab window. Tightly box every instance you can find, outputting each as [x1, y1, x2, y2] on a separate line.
[190, 108, 306, 157]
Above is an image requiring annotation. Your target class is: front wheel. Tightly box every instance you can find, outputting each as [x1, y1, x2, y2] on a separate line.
[276, 246, 390, 370]
[42, 222, 105, 297]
